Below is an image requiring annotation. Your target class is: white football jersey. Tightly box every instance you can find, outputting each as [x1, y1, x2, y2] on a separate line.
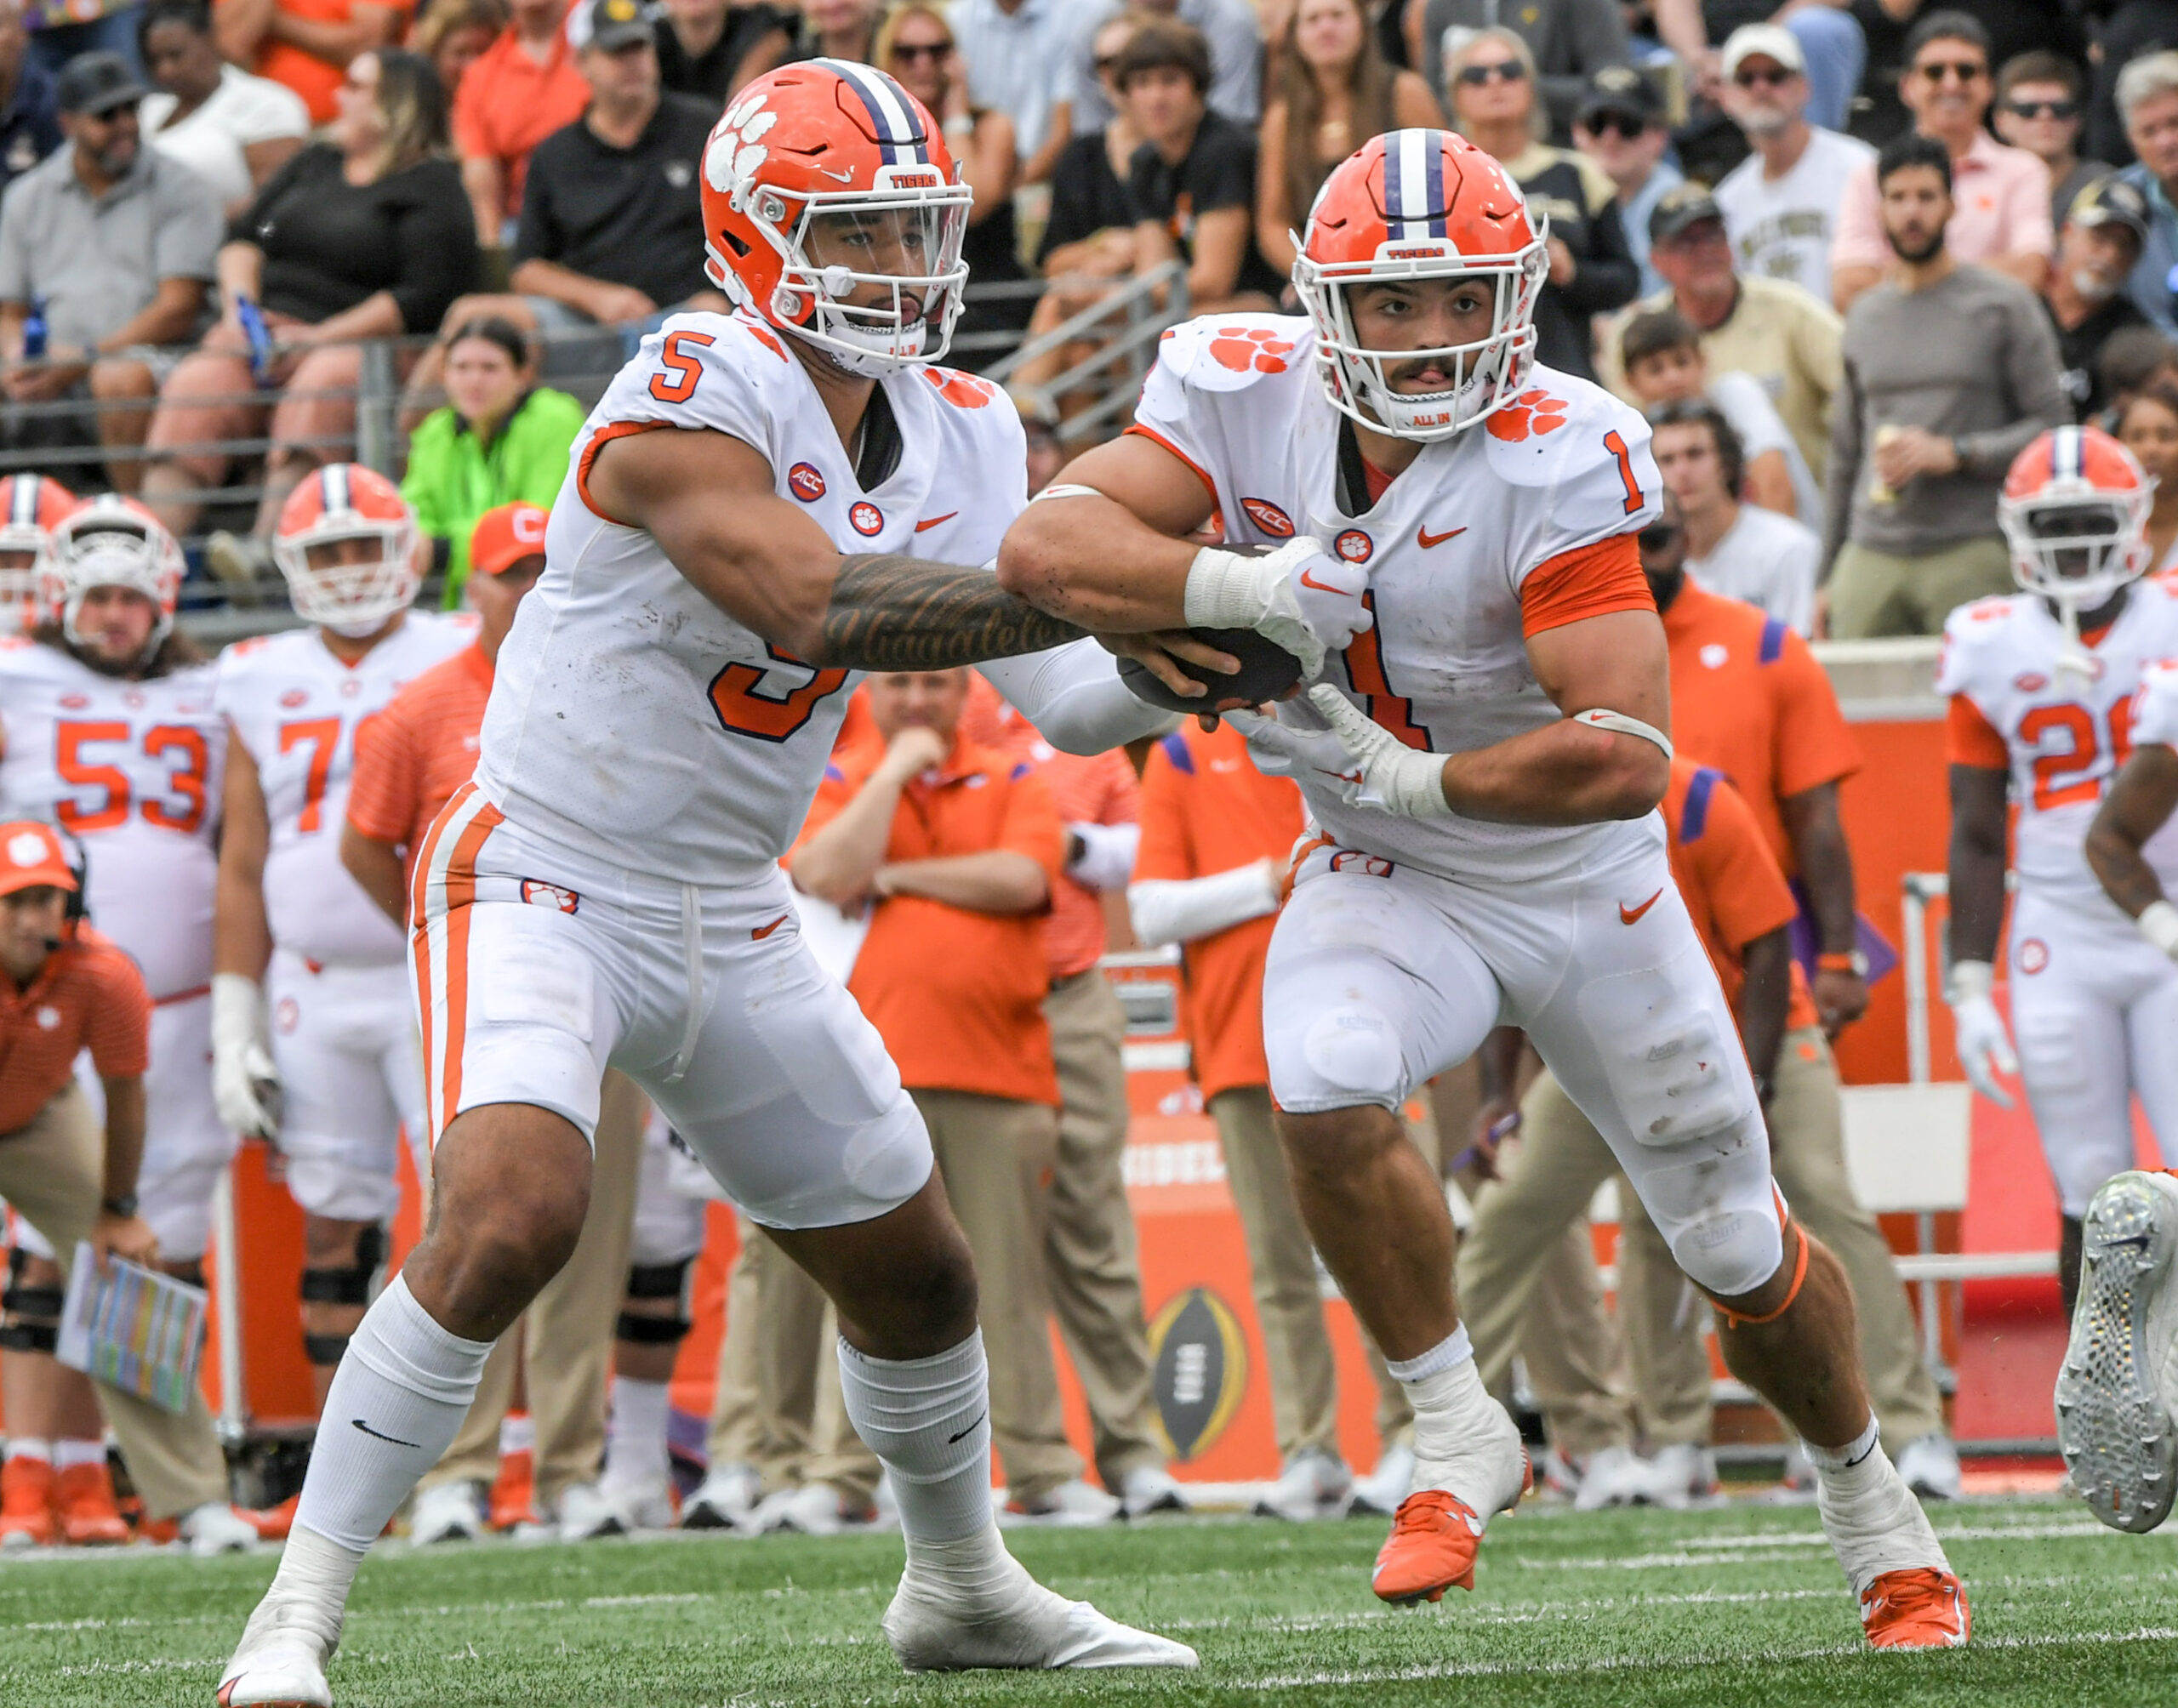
[2135, 657, 2178, 751]
[476, 310, 1027, 884]
[0, 640, 225, 999]
[216, 612, 476, 966]
[1938, 581, 2178, 909]
[1132, 315, 1664, 885]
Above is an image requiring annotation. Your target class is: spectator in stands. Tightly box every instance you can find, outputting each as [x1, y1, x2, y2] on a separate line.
[1651, 398, 1822, 630]
[790, 0, 879, 66]
[2117, 380, 2178, 571]
[1256, 0, 1440, 281]
[1123, 18, 1282, 313]
[400, 316, 581, 603]
[1653, 0, 1866, 133]
[653, 0, 786, 105]
[0, 0, 61, 197]
[2087, 0, 2177, 169]
[1016, 387, 1065, 490]
[1445, 26, 1637, 381]
[1713, 24, 1873, 310]
[954, 0, 1075, 182]
[1621, 306, 1821, 522]
[2098, 322, 2178, 427]
[1062, 0, 1262, 142]
[877, 2, 1029, 354]
[0, 51, 220, 492]
[214, 0, 403, 126]
[139, 0, 309, 219]
[1830, 13, 2053, 312]
[1824, 134, 2069, 637]
[1994, 49, 2108, 236]
[140, 49, 477, 554]
[2118, 51, 2178, 335]
[1408, 0, 1627, 136]
[1571, 65, 1677, 299]
[1602, 184, 1844, 485]
[412, 0, 507, 107]
[451, 0, 587, 247]
[790, 668, 1117, 1524]
[2042, 175, 2151, 423]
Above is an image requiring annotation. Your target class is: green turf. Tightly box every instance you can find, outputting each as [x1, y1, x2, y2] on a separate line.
[3, 1498, 2175, 1706]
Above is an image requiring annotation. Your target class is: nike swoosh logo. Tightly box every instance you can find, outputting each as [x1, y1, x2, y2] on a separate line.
[752, 913, 790, 941]
[815, 166, 855, 183]
[1618, 888, 1664, 925]
[352, 1417, 420, 1449]
[1297, 567, 1350, 595]
[914, 512, 957, 532]
[947, 1411, 986, 1444]
[1417, 525, 1467, 549]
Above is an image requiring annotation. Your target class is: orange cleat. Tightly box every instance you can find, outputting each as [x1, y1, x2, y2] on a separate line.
[490, 1446, 536, 1531]
[1860, 1568, 1970, 1649]
[53, 1461, 130, 1546]
[1371, 1490, 1485, 1603]
[0, 1456, 54, 1548]
[241, 1493, 299, 1542]
[135, 1514, 180, 1545]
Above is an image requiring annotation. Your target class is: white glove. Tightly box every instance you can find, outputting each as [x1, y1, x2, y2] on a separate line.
[2139, 899, 2178, 962]
[1945, 959, 2016, 1109]
[1183, 536, 1371, 679]
[1225, 698, 1369, 806]
[212, 971, 281, 1140]
[1229, 687, 1451, 818]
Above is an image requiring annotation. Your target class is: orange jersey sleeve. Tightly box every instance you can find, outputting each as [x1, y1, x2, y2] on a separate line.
[1770, 631, 1863, 798]
[345, 693, 423, 846]
[1681, 767, 1799, 953]
[1946, 692, 2010, 768]
[1518, 533, 1656, 640]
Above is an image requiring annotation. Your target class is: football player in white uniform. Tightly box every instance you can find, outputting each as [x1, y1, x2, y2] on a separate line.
[210, 465, 474, 1414]
[1941, 427, 2178, 1318]
[220, 61, 1226, 1705]
[999, 128, 1966, 1646]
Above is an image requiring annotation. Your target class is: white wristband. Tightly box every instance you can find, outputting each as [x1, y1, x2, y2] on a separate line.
[2140, 899, 2178, 959]
[1946, 958, 1995, 1005]
[1183, 545, 1259, 629]
[1028, 483, 1108, 504]
[1572, 707, 1673, 758]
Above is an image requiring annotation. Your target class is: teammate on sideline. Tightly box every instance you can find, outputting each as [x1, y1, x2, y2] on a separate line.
[1941, 426, 2178, 1316]
[219, 60, 1250, 1705]
[212, 466, 476, 1413]
[999, 128, 1967, 1646]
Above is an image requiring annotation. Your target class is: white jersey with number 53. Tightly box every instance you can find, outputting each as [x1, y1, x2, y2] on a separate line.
[474, 310, 1026, 885]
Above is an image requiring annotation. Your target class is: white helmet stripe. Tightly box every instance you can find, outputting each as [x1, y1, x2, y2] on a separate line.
[1395, 128, 1430, 237]
[322, 463, 351, 515]
[828, 59, 924, 167]
[8, 480, 34, 529]
[2053, 424, 2083, 483]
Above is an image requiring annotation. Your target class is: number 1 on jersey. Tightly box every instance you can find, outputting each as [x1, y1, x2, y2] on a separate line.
[1603, 430, 1643, 516]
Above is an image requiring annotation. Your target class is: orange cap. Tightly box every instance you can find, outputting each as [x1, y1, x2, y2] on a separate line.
[0, 823, 76, 897]
[468, 503, 550, 578]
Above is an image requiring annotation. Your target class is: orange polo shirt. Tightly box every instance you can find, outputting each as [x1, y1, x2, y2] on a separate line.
[224, 0, 416, 124]
[1133, 720, 1307, 1100]
[1665, 759, 1821, 1035]
[345, 644, 493, 895]
[1662, 579, 1861, 874]
[794, 730, 1066, 1105]
[451, 26, 592, 220]
[0, 925, 150, 1134]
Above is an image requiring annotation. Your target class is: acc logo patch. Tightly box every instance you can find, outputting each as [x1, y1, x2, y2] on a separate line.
[1334, 528, 1373, 563]
[1485, 389, 1571, 442]
[522, 879, 580, 914]
[58, 693, 88, 709]
[788, 462, 827, 503]
[1240, 497, 1295, 538]
[2015, 672, 2049, 692]
[1147, 1286, 1248, 1461]
[280, 688, 308, 708]
[2017, 937, 2050, 975]
[850, 502, 884, 537]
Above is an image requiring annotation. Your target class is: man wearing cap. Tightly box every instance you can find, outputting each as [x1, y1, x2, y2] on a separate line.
[2042, 176, 2151, 421]
[0, 50, 218, 491]
[1712, 24, 1874, 310]
[0, 819, 256, 1552]
[1571, 66, 1679, 299]
[340, 500, 652, 1543]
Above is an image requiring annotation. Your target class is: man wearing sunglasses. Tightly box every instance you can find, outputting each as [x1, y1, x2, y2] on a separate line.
[1831, 12, 2054, 314]
[1571, 65, 1679, 298]
[1994, 51, 2108, 238]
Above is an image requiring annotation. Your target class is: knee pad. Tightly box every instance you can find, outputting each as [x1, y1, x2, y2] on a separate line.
[300, 1222, 389, 1309]
[1576, 944, 1752, 1148]
[1298, 1004, 1407, 1107]
[0, 1250, 61, 1353]
[1669, 1204, 1787, 1301]
[619, 1260, 693, 1345]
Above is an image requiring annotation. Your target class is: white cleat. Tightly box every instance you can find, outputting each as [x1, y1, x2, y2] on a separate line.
[2057, 1170, 2178, 1533]
[409, 1481, 485, 1546]
[1118, 1466, 1189, 1517]
[1002, 1477, 1120, 1527]
[1348, 1443, 1414, 1516]
[597, 1474, 676, 1532]
[216, 1579, 342, 1707]
[184, 1500, 260, 1558]
[883, 1531, 1197, 1672]
[753, 1481, 875, 1536]
[681, 1461, 761, 1531]
[556, 1482, 627, 1542]
[1254, 1448, 1352, 1521]
[1896, 1432, 1963, 1502]
[1571, 1444, 1653, 1512]
[1641, 1443, 1723, 1511]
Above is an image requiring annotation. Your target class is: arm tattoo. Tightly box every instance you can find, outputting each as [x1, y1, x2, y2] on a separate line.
[820, 553, 1086, 669]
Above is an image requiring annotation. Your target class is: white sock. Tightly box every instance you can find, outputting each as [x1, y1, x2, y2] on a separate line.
[1805, 1415, 1882, 1472]
[290, 1274, 494, 1552]
[837, 1331, 993, 1543]
[246, 1524, 366, 1661]
[499, 1413, 534, 1457]
[602, 1376, 670, 1489]
[4, 1438, 51, 1465]
[1390, 1328, 1515, 1514]
[54, 1439, 105, 1472]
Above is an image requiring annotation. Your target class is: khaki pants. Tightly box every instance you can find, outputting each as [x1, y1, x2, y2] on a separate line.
[1616, 1028, 1946, 1447]
[1041, 970, 1162, 1488]
[705, 1212, 831, 1495]
[918, 1087, 1080, 1502]
[0, 1084, 229, 1518]
[422, 1071, 645, 1510]
[1825, 536, 2013, 640]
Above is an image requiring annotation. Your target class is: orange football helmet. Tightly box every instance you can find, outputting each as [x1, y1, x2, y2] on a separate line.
[1293, 129, 1548, 441]
[273, 464, 419, 634]
[1998, 425, 2153, 609]
[701, 59, 972, 374]
[41, 493, 184, 656]
[0, 475, 79, 632]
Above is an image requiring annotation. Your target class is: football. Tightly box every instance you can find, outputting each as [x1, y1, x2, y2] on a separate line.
[1116, 625, 1307, 714]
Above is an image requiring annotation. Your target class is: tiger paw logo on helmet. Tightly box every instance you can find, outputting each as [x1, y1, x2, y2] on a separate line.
[1208, 327, 1295, 374]
[1485, 390, 1570, 442]
[704, 89, 777, 204]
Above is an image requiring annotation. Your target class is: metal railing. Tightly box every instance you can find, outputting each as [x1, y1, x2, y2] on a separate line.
[988, 262, 1189, 443]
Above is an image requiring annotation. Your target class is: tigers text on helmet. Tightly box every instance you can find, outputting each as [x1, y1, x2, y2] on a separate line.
[700, 59, 972, 376]
[1998, 425, 2153, 612]
[1293, 128, 1548, 442]
[273, 464, 420, 636]
[40, 493, 183, 660]
[0, 476, 78, 635]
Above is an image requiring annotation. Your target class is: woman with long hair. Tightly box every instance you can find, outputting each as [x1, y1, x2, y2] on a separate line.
[1256, 0, 1440, 278]
[411, 0, 509, 107]
[2117, 382, 2178, 572]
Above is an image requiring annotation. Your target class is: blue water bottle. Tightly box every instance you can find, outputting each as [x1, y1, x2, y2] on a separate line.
[236, 294, 272, 384]
[20, 293, 44, 362]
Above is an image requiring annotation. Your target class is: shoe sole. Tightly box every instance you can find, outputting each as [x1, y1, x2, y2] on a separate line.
[2056, 1174, 2178, 1534]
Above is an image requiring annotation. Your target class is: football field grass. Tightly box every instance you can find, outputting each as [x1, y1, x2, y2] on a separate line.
[5, 1497, 2176, 1707]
